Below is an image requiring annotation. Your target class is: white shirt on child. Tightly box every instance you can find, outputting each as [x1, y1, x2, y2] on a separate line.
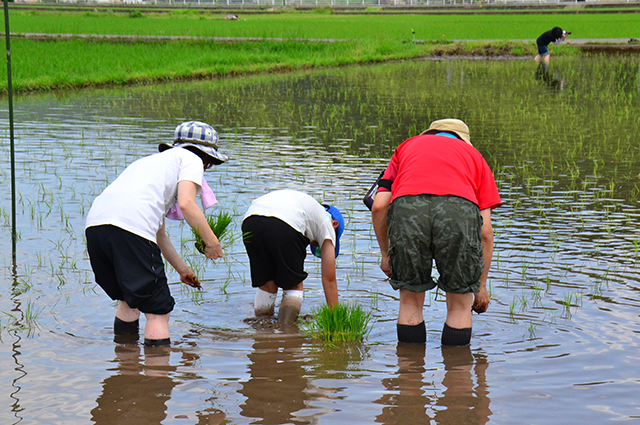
[85, 148, 203, 243]
[243, 190, 336, 250]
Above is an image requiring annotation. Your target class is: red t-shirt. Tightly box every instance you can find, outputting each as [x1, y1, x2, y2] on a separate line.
[379, 134, 502, 210]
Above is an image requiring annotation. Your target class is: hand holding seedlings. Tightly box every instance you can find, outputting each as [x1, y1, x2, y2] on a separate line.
[193, 211, 233, 260]
[180, 270, 202, 289]
[201, 237, 223, 260]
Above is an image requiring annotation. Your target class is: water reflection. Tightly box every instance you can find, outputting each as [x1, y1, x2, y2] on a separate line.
[374, 344, 491, 424]
[374, 343, 431, 424]
[534, 63, 566, 90]
[239, 335, 314, 424]
[91, 344, 176, 424]
[435, 346, 491, 424]
[91, 344, 226, 425]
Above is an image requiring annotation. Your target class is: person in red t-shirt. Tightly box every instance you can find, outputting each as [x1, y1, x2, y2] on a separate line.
[371, 119, 501, 346]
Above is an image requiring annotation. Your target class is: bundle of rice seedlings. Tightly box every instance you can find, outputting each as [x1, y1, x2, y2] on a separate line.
[193, 211, 233, 254]
[300, 303, 373, 343]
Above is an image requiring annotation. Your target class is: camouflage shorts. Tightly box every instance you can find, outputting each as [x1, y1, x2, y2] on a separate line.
[387, 195, 484, 294]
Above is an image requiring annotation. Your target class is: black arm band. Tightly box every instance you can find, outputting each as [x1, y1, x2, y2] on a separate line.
[378, 179, 392, 190]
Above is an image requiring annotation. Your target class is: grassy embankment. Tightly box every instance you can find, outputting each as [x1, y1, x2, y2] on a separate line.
[2, 9, 639, 92]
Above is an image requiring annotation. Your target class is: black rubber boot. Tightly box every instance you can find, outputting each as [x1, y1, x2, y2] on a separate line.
[441, 323, 472, 347]
[144, 338, 171, 347]
[113, 317, 139, 344]
[397, 321, 426, 344]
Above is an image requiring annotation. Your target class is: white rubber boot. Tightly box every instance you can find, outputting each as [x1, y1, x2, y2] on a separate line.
[254, 289, 277, 317]
[278, 289, 303, 325]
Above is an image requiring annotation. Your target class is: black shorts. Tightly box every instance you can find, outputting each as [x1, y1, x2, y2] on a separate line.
[85, 225, 175, 315]
[241, 215, 309, 290]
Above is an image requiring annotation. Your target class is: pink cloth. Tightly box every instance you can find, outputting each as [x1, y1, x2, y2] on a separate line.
[166, 178, 217, 221]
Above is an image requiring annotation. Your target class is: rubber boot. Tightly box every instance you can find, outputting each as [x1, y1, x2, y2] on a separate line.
[278, 290, 303, 325]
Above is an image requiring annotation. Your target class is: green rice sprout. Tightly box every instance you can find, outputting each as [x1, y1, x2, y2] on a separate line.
[300, 303, 373, 343]
[193, 211, 233, 254]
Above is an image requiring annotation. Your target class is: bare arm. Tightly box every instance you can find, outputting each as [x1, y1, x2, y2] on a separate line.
[473, 208, 494, 313]
[320, 240, 339, 308]
[156, 218, 201, 288]
[371, 191, 392, 277]
[177, 180, 223, 260]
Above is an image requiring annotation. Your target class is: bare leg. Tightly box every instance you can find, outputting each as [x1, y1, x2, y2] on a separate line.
[396, 290, 426, 343]
[445, 292, 474, 329]
[116, 301, 140, 322]
[259, 280, 279, 294]
[114, 301, 141, 342]
[398, 289, 425, 326]
[144, 313, 170, 340]
[534, 54, 541, 64]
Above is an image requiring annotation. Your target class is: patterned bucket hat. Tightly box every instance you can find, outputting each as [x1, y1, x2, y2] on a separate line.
[159, 121, 228, 164]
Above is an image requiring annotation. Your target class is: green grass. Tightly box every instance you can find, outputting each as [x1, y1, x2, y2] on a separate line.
[193, 211, 233, 254]
[300, 303, 373, 342]
[1, 8, 635, 93]
[1, 37, 549, 92]
[5, 9, 640, 40]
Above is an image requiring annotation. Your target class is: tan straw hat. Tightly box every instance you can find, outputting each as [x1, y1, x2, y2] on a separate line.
[422, 118, 472, 145]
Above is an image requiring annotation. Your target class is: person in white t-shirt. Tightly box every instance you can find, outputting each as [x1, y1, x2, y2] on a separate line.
[85, 121, 228, 347]
[242, 190, 345, 325]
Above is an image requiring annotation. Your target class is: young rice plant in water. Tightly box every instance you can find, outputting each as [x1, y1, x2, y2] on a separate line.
[193, 211, 233, 254]
[300, 303, 373, 343]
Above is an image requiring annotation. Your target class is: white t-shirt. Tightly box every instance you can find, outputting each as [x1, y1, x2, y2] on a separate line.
[243, 190, 336, 250]
[85, 148, 203, 243]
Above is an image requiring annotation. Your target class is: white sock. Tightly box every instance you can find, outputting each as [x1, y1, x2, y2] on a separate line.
[254, 289, 277, 315]
[282, 289, 303, 302]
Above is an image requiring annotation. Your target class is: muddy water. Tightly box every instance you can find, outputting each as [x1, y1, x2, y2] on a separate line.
[0, 56, 639, 424]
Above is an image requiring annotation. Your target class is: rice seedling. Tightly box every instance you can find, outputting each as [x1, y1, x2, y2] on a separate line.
[509, 297, 517, 317]
[526, 321, 537, 340]
[369, 290, 379, 309]
[300, 303, 373, 343]
[519, 294, 529, 310]
[192, 211, 234, 255]
[219, 278, 231, 295]
[24, 301, 45, 333]
[188, 286, 206, 305]
[12, 278, 33, 296]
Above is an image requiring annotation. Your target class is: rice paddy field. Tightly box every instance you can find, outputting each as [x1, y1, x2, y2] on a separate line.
[0, 53, 639, 423]
[3, 7, 639, 93]
[5, 8, 640, 40]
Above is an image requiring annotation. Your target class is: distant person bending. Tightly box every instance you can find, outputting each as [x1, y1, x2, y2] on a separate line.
[242, 190, 344, 325]
[535, 27, 570, 69]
